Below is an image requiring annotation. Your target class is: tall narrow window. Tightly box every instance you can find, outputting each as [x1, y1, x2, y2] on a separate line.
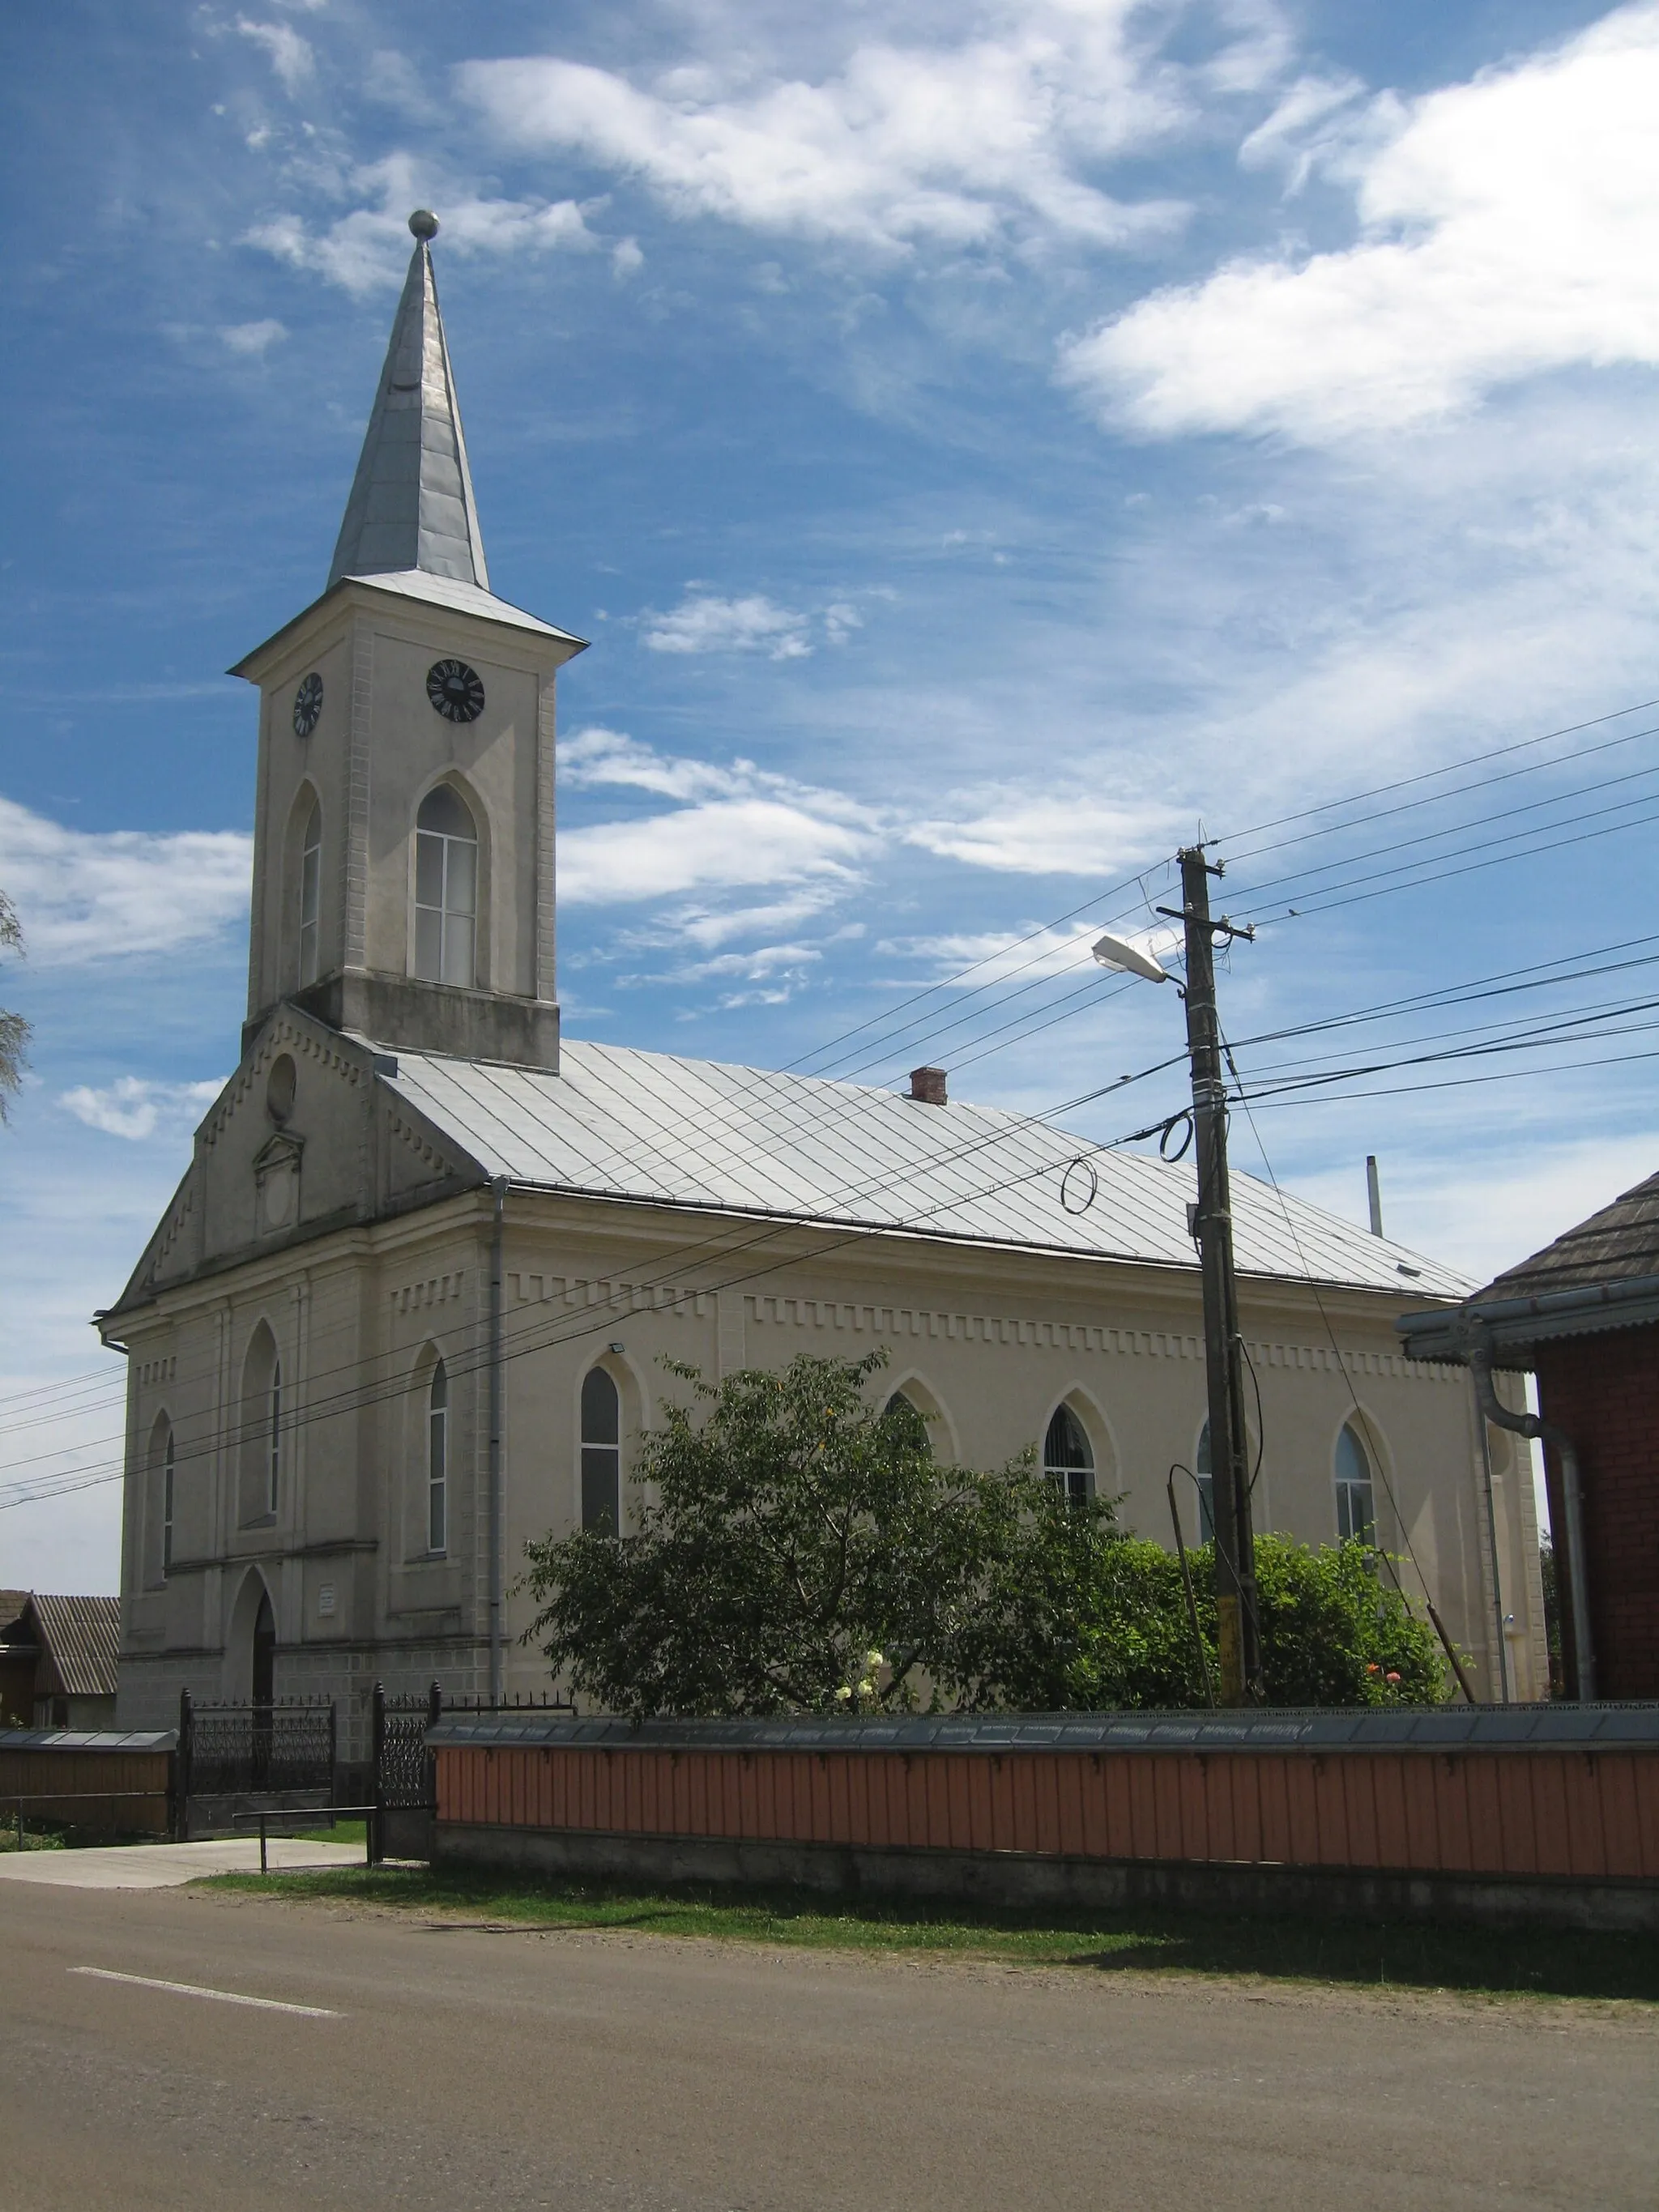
[1195, 1421, 1215, 1544]
[162, 1429, 175, 1574]
[428, 1359, 449, 1554]
[1336, 1422, 1376, 1545]
[581, 1367, 621, 1534]
[298, 799, 322, 986]
[1043, 1404, 1094, 1507]
[268, 1359, 282, 1515]
[884, 1390, 932, 1455]
[414, 785, 478, 987]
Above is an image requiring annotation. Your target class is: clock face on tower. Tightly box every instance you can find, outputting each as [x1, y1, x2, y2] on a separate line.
[292, 672, 323, 737]
[427, 658, 485, 724]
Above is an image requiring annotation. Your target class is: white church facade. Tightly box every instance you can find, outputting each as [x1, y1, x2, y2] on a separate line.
[101, 215, 1550, 1760]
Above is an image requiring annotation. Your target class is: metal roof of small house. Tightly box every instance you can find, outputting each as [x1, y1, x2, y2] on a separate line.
[23, 1595, 121, 1700]
[1476, 1167, 1659, 1302]
[378, 1037, 1470, 1300]
[1396, 1165, 1659, 1364]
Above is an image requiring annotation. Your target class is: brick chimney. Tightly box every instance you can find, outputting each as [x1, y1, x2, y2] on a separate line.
[907, 1066, 948, 1106]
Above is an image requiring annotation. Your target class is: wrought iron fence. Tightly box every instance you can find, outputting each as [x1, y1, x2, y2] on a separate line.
[177, 1688, 335, 1801]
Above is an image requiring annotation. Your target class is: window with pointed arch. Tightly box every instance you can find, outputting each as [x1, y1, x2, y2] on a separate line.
[427, 1359, 449, 1554]
[581, 1367, 621, 1534]
[239, 1327, 282, 1524]
[148, 1414, 175, 1579]
[883, 1389, 932, 1456]
[298, 799, 322, 985]
[1335, 1421, 1377, 1545]
[1043, 1404, 1094, 1507]
[414, 785, 478, 987]
[1195, 1421, 1216, 1544]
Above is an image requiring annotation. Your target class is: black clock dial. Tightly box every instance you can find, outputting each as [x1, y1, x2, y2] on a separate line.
[292, 671, 324, 737]
[427, 658, 485, 724]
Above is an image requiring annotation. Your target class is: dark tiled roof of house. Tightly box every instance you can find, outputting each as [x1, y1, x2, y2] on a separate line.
[0, 1591, 32, 1640]
[1473, 1168, 1659, 1303]
[26, 1594, 121, 1699]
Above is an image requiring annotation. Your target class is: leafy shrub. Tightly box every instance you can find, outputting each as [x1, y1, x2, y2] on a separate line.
[522, 1352, 1454, 1716]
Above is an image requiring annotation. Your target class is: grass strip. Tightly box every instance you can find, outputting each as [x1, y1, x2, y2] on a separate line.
[200, 1863, 1659, 2003]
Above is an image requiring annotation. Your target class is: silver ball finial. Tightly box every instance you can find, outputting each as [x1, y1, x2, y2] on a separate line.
[408, 209, 439, 241]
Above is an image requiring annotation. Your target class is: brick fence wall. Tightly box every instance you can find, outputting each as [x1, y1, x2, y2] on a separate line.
[1537, 1322, 1659, 1699]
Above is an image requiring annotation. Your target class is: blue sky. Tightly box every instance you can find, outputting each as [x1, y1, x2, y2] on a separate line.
[6, 0, 1659, 1587]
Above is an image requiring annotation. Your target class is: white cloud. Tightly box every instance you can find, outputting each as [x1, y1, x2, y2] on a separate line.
[0, 797, 250, 965]
[642, 591, 813, 659]
[1063, 4, 1659, 441]
[60, 1076, 224, 1142]
[904, 788, 1184, 873]
[237, 17, 314, 96]
[220, 317, 288, 356]
[561, 799, 872, 905]
[612, 236, 644, 278]
[561, 725, 742, 800]
[245, 153, 598, 292]
[459, 11, 1191, 258]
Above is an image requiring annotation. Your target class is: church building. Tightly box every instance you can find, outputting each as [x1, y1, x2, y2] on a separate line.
[100, 215, 1549, 1755]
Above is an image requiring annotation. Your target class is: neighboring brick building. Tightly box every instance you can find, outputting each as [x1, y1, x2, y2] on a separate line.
[1401, 1170, 1659, 1699]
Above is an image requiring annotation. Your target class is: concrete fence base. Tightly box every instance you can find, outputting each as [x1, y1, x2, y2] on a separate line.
[433, 1819, 1659, 1934]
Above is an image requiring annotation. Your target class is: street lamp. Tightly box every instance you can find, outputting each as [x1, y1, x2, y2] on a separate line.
[1094, 858, 1262, 1705]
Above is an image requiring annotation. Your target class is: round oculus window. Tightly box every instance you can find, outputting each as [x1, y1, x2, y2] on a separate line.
[292, 672, 324, 737]
[426, 659, 485, 724]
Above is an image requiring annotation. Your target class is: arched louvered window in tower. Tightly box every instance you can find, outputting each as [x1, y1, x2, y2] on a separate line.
[1043, 1404, 1094, 1507]
[581, 1368, 621, 1534]
[428, 1359, 449, 1554]
[414, 786, 478, 987]
[298, 799, 322, 985]
[1335, 1422, 1376, 1545]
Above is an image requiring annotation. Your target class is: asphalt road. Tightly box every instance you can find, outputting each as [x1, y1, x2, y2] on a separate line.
[1, 1877, 1653, 2212]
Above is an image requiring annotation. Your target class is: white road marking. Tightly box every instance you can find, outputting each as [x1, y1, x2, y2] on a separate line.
[70, 1967, 340, 2017]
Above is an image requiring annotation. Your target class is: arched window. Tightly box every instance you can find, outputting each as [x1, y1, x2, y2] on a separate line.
[162, 1426, 176, 1573]
[1043, 1404, 1094, 1507]
[428, 1359, 448, 1554]
[1195, 1420, 1215, 1544]
[1335, 1422, 1376, 1545]
[267, 1357, 282, 1514]
[414, 785, 478, 987]
[298, 799, 322, 985]
[883, 1390, 932, 1455]
[580, 1367, 621, 1534]
[148, 1414, 175, 1580]
[239, 1325, 281, 1525]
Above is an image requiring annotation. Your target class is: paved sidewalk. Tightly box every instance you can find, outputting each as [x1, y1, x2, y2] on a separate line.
[0, 1838, 364, 1889]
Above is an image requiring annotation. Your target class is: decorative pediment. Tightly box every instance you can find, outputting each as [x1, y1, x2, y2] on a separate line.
[252, 1129, 305, 1236]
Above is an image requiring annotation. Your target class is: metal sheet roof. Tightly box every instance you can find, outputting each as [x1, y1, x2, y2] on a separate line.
[23, 1595, 121, 1699]
[429, 1704, 1659, 1754]
[380, 1038, 1469, 1299]
[327, 228, 488, 591]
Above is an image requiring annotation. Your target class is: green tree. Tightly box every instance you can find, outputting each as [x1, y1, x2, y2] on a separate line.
[522, 1350, 1073, 1718]
[0, 891, 29, 1123]
[521, 1351, 1454, 1717]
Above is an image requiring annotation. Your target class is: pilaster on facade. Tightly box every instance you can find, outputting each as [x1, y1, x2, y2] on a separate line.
[535, 670, 557, 1008]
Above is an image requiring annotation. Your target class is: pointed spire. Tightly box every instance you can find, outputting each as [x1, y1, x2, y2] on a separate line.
[327, 211, 489, 592]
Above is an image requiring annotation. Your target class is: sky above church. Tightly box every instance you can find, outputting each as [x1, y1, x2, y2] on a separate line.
[6, 0, 1659, 1586]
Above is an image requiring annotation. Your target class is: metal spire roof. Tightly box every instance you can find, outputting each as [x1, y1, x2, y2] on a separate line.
[326, 211, 489, 591]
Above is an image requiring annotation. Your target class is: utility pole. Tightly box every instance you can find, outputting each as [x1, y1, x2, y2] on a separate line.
[1159, 850, 1262, 1705]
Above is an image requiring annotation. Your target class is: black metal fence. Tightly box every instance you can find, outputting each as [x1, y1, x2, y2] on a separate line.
[177, 1687, 336, 1803]
[369, 1684, 572, 1861]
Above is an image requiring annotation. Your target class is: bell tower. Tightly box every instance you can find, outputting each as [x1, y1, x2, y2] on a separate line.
[232, 211, 586, 1070]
